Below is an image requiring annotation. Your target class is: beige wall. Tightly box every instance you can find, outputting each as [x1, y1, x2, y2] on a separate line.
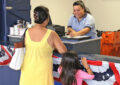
[31, 0, 120, 31]
[30, 0, 75, 28]
[84, 0, 120, 31]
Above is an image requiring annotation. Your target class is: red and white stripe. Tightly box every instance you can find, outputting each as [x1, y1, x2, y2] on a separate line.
[0, 45, 15, 65]
[52, 55, 120, 85]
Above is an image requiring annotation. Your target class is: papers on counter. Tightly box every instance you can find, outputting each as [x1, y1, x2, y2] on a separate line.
[62, 35, 91, 40]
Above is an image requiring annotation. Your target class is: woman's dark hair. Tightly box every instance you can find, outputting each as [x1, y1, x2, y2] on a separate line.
[60, 51, 84, 85]
[34, 6, 49, 24]
[73, 0, 91, 14]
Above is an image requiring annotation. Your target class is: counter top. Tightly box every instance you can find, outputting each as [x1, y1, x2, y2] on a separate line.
[61, 37, 101, 44]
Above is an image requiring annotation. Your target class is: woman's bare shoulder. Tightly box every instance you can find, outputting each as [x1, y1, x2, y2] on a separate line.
[50, 30, 58, 37]
[27, 28, 34, 33]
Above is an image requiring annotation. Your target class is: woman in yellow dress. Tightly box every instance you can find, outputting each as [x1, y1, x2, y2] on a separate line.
[19, 6, 67, 85]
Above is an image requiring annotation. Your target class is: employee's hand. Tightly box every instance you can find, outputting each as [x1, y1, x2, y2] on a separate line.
[69, 30, 78, 37]
[67, 27, 78, 37]
[66, 31, 71, 35]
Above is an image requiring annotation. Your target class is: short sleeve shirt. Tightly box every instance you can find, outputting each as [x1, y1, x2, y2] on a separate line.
[68, 13, 97, 39]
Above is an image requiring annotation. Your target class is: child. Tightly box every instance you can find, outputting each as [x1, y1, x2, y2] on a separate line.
[58, 51, 94, 85]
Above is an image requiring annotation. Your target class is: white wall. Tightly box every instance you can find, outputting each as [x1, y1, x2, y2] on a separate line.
[84, 0, 120, 31]
[30, 0, 75, 28]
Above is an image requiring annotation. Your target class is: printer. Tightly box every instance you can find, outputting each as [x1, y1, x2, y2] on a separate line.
[47, 25, 65, 37]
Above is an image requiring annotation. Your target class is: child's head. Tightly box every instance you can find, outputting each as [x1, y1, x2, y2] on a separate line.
[61, 51, 81, 70]
[60, 51, 83, 85]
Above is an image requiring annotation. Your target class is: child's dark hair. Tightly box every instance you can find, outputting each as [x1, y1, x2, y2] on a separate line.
[60, 51, 84, 85]
[34, 6, 49, 24]
[73, 0, 91, 14]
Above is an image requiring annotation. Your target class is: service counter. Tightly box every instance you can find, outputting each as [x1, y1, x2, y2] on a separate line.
[61, 37, 101, 54]
[0, 37, 120, 85]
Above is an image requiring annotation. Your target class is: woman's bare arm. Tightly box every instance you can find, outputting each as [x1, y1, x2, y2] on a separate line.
[52, 31, 67, 54]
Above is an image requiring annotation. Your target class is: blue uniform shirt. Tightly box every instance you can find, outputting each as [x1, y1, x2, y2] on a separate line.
[68, 13, 97, 39]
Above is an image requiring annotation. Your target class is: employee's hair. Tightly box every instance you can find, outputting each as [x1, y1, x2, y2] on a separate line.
[34, 6, 49, 24]
[73, 0, 91, 14]
[60, 51, 84, 85]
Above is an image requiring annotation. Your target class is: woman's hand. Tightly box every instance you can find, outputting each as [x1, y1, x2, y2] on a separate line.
[67, 27, 78, 37]
[69, 30, 78, 37]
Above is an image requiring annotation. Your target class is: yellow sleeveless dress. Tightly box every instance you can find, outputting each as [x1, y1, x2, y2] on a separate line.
[19, 29, 54, 85]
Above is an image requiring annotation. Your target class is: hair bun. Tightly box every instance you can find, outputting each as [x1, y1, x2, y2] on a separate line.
[34, 6, 49, 24]
[34, 11, 39, 22]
